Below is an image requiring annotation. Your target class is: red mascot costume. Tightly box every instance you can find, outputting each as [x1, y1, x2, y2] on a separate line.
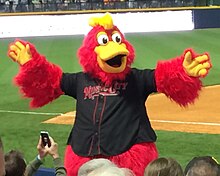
[8, 13, 211, 176]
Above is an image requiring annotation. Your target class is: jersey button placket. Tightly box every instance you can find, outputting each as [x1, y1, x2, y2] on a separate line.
[96, 94, 104, 154]
[96, 96, 102, 131]
[92, 94, 103, 154]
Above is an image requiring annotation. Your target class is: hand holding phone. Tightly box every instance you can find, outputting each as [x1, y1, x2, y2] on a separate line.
[40, 131, 51, 147]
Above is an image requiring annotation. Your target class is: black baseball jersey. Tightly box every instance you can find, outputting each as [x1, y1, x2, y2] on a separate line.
[61, 68, 157, 157]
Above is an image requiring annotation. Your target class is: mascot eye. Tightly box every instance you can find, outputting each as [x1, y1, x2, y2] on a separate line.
[112, 33, 122, 44]
[97, 34, 109, 45]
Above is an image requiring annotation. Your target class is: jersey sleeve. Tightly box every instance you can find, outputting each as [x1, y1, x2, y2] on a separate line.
[132, 68, 157, 96]
[60, 73, 78, 98]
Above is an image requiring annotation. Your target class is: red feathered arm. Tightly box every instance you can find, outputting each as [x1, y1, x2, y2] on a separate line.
[155, 49, 204, 107]
[14, 42, 64, 108]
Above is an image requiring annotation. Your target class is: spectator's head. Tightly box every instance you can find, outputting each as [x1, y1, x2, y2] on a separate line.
[78, 158, 134, 176]
[4, 150, 26, 176]
[144, 157, 184, 176]
[0, 137, 5, 176]
[87, 165, 134, 176]
[78, 158, 116, 176]
[184, 156, 220, 176]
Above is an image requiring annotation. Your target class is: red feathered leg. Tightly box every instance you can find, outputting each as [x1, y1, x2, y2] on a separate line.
[64, 146, 91, 176]
[64, 143, 158, 176]
[155, 48, 202, 107]
[110, 142, 158, 176]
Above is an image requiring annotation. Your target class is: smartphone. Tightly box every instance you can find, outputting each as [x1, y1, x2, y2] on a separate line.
[40, 131, 51, 147]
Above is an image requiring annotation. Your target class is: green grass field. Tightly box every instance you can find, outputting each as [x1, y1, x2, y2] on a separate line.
[0, 28, 220, 170]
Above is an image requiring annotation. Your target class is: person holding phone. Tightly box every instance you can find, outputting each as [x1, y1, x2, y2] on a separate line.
[26, 132, 67, 176]
[40, 131, 51, 148]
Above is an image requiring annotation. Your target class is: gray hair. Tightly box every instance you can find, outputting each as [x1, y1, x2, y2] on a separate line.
[87, 165, 135, 176]
[78, 159, 116, 176]
[78, 158, 134, 176]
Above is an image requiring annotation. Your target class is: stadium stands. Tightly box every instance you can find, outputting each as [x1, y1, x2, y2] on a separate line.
[0, 0, 217, 13]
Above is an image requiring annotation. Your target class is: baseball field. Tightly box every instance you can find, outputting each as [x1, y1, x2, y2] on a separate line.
[0, 28, 220, 169]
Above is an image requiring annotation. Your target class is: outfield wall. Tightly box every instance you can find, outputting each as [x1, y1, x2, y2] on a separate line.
[0, 10, 194, 38]
[0, 7, 220, 38]
[193, 8, 220, 29]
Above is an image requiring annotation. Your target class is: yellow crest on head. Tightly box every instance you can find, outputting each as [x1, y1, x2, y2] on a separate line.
[89, 12, 114, 30]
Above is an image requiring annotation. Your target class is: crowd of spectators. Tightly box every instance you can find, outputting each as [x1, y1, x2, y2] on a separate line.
[0, 0, 217, 13]
[0, 0, 71, 12]
[1, 135, 220, 176]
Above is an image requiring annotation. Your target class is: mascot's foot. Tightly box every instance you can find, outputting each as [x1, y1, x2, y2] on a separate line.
[64, 143, 158, 176]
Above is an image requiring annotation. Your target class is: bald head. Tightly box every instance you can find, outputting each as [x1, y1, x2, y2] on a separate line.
[185, 156, 220, 176]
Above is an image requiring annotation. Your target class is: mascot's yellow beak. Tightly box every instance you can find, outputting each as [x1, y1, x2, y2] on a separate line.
[95, 41, 129, 73]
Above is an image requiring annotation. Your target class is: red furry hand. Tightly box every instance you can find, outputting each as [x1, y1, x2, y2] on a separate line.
[183, 51, 211, 77]
[8, 40, 32, 65]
